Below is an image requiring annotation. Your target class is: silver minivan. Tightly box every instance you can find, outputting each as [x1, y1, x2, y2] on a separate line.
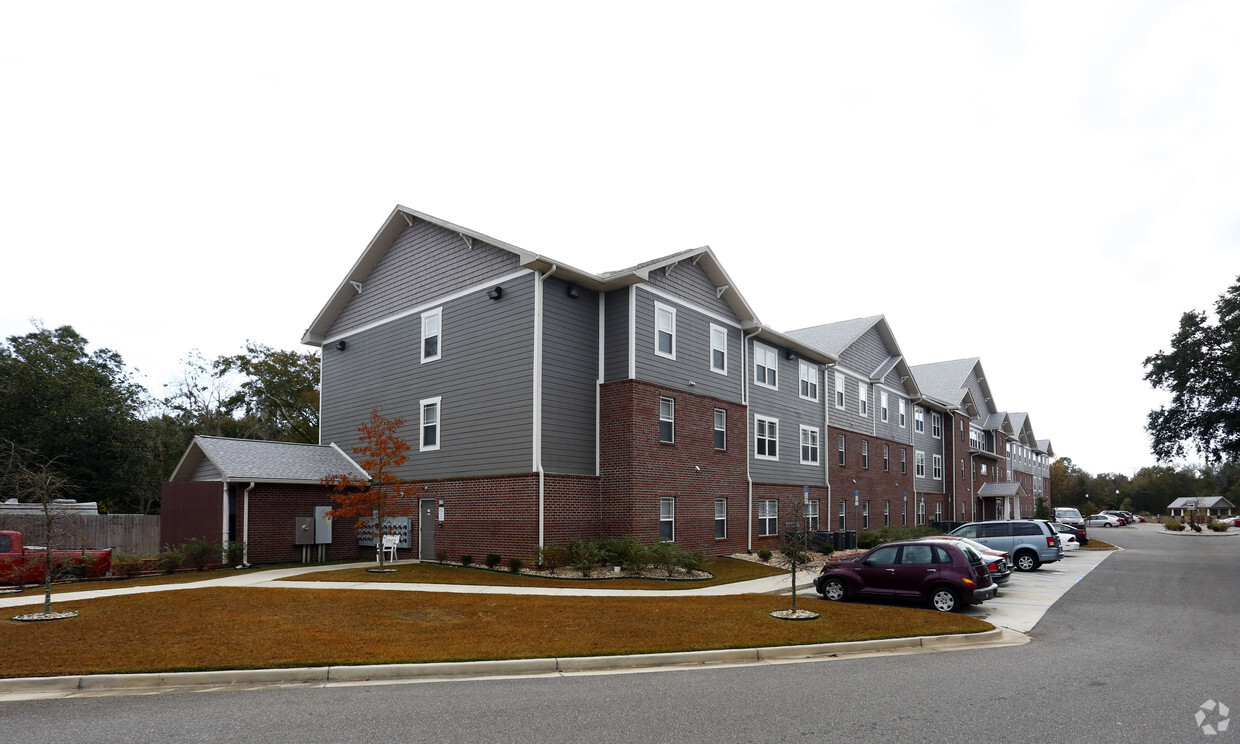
[949, 520, 1063, 572]
[1053, 507, 1084, 526]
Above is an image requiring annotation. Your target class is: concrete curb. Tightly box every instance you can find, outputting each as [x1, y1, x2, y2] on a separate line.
[0, 627, 1021, 697]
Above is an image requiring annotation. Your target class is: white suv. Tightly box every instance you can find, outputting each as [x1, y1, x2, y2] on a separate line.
[1053, 507, 1084, 526]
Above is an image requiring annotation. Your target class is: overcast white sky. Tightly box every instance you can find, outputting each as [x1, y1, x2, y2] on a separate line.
[2, 1, 1237, 477]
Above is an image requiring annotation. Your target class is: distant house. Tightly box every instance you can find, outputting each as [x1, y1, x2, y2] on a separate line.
[1166, 496, 1235, 520]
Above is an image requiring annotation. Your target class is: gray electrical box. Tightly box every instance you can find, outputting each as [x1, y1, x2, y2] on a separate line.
[314, 506, 333, 544]
[293, 517, 314, 545]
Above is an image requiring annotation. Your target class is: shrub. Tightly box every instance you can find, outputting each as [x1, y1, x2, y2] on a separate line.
[757, 549, 772, 562]
[485, 553, 502, 569]
[858, 526, 943, 550]
[225, 541, 246, 566]
[1164, 518, 1184, 531]
[460, 554, 474, 567]
[647, 540, 682, 577]
[507, 557, 523, 573]
[1209, 521, 1230, 532]
[181, 538, 216, 571]
[677, 547, 707, 574]
[435, 550, 448, 563]
[538, 543, 569, 571]
[156, 545, 184, 575]
[568, 539, 603, 577]
[111, 551, 144, 579]
[599, 536, 648, 571]
[1190, 522, 1203, 533]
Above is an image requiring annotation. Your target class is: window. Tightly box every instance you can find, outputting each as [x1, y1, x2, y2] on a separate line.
[715, 499, 727, 539]
[979, 462, 989, 476]
[899, 400, 907, 428]
[834, 372, 845, 408]
[754, 343, 777, 388]
[837, 434, 846, 466]
[901, 448, 907, 474]
[862, 500, 870, 529]
[914, 407, 925, 433]
[970, 428, 981, 450]
[960, 458, 965, 478]
[934, 502, 943, 522]
[861, 440, 869, 469]
[837, 499, 846, 529]
[420, 397, 441, 452]
[800, 426, 819, 465]
[655, 303, 676, 359]
[916, 499, 926, 526]
[758, 499, 778, 536]
[660, 497, 675, 541]
[915, 450, 926, 477]
[799, 362, 818, 401]
[710, 324, 727, 374]
[880, 391, 889, 422]
[659, 397, 675, 443]
[932, 454, 943, 480]
[858, 382, 868, 416]
[883, 500, 890, 527]
[960, 421, 965, 441]
[421, 307, 442, 363]
[806, 500, 819, 531]
[932, 412, 942, 439]
[883, 444, 890, 471]
[713, 408, 726, 450]
[754, 415, 778, 460]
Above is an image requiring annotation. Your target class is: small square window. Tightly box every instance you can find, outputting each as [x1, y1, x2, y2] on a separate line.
[800, 426, 819, 465]
[758, 499, 778, 536]
[754, 343, 778, 389]
[799, 362, 818, 401]
[755, 415, 778, 460]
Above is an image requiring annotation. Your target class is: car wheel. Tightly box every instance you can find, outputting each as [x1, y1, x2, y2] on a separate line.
[820, 577, 848, 602]
[1103, 522, 1114, 527]
[929, 586, 960, 612]
[1014, 551, 1039, 572]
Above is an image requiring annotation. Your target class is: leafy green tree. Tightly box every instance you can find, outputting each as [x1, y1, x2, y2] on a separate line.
[213, 342, 319, 443]
[1144, 276, 1240, 463]
[0, 324, 152, 513]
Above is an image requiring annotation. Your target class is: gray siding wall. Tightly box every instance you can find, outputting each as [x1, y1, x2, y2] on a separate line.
[748, 339, 826, 486]
[603, 289, 630, 382]
[873, 383, 912, 445]
[192, 457, 220, 481]
[829, 367, 872, 436]
[963, 366, 993, 422]
[541, 276, 600, 475]
[646, 260, 737, 320]
[327, 220, 522, 339]
[321, 273, 537, 480]
[632, 286, 743, 403]
[913, 404, 945, 494]
[838, 328, 891, 382]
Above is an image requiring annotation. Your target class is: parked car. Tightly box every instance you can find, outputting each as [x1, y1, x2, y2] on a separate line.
[1059, 533, 1080, 551]
[948, 519, 1063, 571]
[1085, 513, 1123, 528]
[1052, 521, 1090, 547]
[814, 539, 997, 612]
[914, 536, 1012, 586]
[1053, 507, 1085, 526]
[1212, 515, 1240, 527]
[1102, 510, 1135, 525]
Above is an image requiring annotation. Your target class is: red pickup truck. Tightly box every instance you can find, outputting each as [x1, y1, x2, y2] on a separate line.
[0, 531, 112, 586]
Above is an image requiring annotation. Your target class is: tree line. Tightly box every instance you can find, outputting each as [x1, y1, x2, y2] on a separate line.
[0, 323, 318, 514]
[1049, 458, 1239, 517]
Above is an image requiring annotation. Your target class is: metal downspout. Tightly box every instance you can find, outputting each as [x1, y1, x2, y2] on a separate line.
[535, 266, 556, 551]
[221, 482, 229, 564]
[242, 481, 255, 567]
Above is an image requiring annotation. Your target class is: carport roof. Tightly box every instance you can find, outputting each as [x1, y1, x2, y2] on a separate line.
[169, 436, 369, 485]
[977, 482, 1026, 498]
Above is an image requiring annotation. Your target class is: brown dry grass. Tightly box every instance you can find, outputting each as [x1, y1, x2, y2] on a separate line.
[0, 588, 990, 678]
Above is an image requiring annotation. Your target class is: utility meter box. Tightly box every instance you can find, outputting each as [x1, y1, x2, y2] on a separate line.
[293, 517, 314, 545]
[314, 506, 333, 544]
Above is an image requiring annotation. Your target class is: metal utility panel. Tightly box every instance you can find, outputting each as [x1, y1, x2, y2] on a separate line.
[293, 517, 314, 545]
[314, 506, 333, 544]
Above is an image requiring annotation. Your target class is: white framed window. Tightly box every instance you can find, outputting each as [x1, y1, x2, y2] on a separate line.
[715, 498, 727, 539]
[932, 412, 942, 439]
[799, 361, 818, 401]
[934, 502, 943, 522]
[883, 500, 890, 527]
[917, 499, 926, 526]
[915, 450, 926, 477]
[837, 434, 846, 466]
[800, 426, 820, 465]
[901, 448, 907, 474]
[880, 391, 889, 422]
[858, 382, 868, 416]
[861, 440, 869, 469]
[863, 501, 870, 529]
[834, 372, 845, 409]
[960, 458, 965, 478]
[758, 499, 778, 537]
[421, 307, 442, 363]
[655, 303, 676, 359]
[932, 454, 943, 480]
[709, 324, 727, 374]
[754, 415, 779, 460]
[659, 397, 675, 443]
[899, 399, 907, 428]
[660, 497, 675, 541]
[970, 428, 981, 450]
[754, 343, 778, 389]
[837, 499, 846, 530]
[914, 407, 925, 433]
[713, 408, 726, 450]
[883, 444, 890, 472]
[806, 500, 820, 531]
[419, 396, 441, 452]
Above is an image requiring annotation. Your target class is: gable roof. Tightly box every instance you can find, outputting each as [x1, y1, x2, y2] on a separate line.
[169, 436, 369, 485]
[303, 206, 764, 346]
[910, 357, 1001, 423]
[1037, 439, 1055, 457]
[1166, 496, 1236, 510]
[785, 315, 919, 396]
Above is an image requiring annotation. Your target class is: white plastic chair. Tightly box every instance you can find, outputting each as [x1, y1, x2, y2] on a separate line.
[378, 534, 399, 562]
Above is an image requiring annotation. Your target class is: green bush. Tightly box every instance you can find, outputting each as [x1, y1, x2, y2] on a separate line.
[1190, 522, 1203, 533]
[435, 550, 448, 563]
[599, 536, 649, 571]
[538, 543, 569, 571]
[757, 549, 772, 562]
[225, 541, 246, 566]
[677, 547, 707, 574]
[484, 553, 502, 569]
[1164, 518, 1184, 531]
[1209, 521, 1230, 532]
[857, 525, 943, 550]
[181, 538, 216, 571]
[568, 539, 603, 577]
[460, 554, 474, 567]
[111, 551, 144, 579]
[507, 557, 523, 573]
[156, 545, 184, 575]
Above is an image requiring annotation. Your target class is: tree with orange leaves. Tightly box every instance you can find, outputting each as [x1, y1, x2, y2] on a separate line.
[321, 409, 421, 569]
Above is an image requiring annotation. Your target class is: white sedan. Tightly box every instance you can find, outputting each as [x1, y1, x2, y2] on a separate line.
[1058, 533, 1080, 550]
[1085, 513, 1123, 528]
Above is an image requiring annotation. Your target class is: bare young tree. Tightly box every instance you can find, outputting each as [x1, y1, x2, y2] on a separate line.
[777, 496, 815, 615]
[1, 438, 77, 617]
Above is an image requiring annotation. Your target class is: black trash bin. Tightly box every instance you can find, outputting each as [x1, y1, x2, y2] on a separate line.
[844, 530, 857, 550]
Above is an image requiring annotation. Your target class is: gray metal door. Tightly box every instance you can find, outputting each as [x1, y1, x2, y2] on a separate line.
[419, 498, 436, 560]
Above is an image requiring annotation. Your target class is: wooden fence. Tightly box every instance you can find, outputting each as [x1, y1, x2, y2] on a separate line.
[0, 514, 161, 555]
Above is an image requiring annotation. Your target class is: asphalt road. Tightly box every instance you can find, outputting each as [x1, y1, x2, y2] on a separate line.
[4, 524, 1236, 743]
